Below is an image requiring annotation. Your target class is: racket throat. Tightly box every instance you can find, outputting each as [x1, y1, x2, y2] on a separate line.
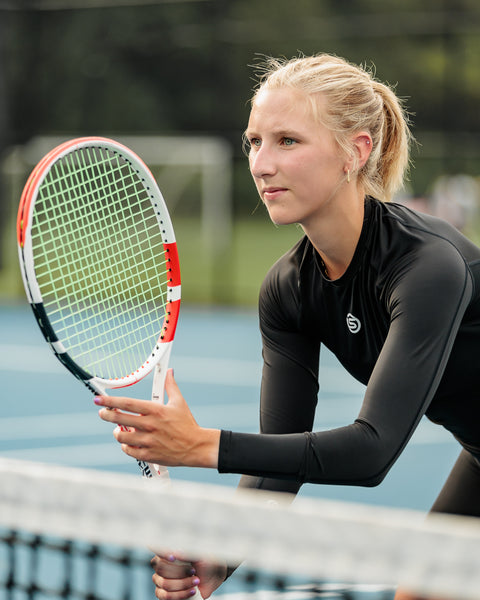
[142, 343, 173, 479]
[151, 343, 173, 404]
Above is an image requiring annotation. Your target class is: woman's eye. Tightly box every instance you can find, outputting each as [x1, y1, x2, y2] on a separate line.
[250, 138, 261, 147]
[283, 137, 296, 146]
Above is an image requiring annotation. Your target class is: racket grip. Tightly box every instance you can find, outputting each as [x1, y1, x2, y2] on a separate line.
[173, 559, 203, 600]
[151, 344, 173, 404]
[191, 586, 203, 599]
[136, 459, 170, 480]
[142, 353, 173, 480]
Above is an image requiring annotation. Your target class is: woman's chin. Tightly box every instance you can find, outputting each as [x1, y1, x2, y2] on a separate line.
[266, 209, 299, 227]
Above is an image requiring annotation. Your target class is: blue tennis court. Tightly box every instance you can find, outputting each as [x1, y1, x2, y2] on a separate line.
[0, 301, 460, 512]
[0, 302, 469, 599]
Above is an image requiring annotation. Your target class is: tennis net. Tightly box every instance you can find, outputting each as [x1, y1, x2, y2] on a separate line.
[1, 457, 479, 600]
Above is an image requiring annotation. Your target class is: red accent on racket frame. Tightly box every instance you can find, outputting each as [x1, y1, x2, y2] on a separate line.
[161, 299, 181, 344]
[17, 137, 114, 248]
[164, 243, 181, 287]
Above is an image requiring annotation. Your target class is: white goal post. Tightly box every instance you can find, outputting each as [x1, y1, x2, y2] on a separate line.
[1, 134, 233, 301]
[23, 134, 233, 252]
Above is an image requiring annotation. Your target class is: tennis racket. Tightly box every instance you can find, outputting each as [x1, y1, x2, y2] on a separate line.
[16, 136, 181, 480]
[18, 136, 204, 598]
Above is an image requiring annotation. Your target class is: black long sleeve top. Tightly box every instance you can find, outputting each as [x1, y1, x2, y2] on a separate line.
[219, 198, 480, 493]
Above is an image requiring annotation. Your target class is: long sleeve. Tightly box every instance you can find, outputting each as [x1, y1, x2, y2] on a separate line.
[219, 200, 479, 486]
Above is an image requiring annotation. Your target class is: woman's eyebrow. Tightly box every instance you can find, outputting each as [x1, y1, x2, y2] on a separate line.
[245, 128, 302, 138]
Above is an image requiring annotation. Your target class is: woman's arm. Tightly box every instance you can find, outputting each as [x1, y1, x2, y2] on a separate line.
[220, 243, 474, 486]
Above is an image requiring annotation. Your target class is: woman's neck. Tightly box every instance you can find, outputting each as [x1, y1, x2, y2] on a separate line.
[302, 188, 366, 280]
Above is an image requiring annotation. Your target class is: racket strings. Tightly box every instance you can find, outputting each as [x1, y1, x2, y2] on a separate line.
[30, 145, 171, 379]
[36, 159, 166, 376]
[38, 234, 168, 320]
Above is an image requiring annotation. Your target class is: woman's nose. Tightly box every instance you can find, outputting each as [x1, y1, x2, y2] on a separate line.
[249, 145, 277, 178]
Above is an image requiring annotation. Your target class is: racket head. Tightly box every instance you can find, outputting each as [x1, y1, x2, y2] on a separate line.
[17, 137, 181, 393]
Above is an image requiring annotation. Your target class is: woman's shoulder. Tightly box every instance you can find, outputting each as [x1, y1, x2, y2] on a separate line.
[371, 198, 480, 266]
[258, 235, 312, 329]
[369, 199, 480, 302]
[260, 235, 311, 295]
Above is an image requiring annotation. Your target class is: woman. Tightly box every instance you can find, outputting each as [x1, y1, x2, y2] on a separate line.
[96, 54, 480, 600]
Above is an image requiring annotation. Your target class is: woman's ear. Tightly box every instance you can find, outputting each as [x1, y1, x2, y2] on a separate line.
[351, 132, 373, 170]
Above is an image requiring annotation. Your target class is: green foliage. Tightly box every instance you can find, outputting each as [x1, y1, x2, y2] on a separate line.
[4, 0, 480, 150]
[2, 0, 480, 304]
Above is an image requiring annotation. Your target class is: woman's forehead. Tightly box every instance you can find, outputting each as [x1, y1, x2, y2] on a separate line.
[248, 87, 319, 128]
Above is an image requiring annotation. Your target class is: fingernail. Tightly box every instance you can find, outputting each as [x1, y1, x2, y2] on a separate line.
[192, 578, 200, 586]
[94, 396, 103, 405]
[189, 590, 197, 597]
[167, 554, 176, 562]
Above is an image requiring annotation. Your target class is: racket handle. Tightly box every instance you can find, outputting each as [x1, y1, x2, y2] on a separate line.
[151, 343, 173, 404]
[168, 560, 203, 600]
[138, 460, 170, 480]
[141, 354, 173, 479]
[189, 583, 204, 599]
[149, 360, 203, 599]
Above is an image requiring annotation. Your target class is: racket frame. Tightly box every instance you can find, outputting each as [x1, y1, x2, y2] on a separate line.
[17, 136, 181, 395]
[17, 138, 204, 598]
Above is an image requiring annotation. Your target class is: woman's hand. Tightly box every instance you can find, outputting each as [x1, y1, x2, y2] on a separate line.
[95, 369, 221, 469]
[151, 553, 228, 600]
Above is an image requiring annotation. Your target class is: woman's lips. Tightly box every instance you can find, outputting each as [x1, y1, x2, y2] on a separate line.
[263, 187, 287, 201]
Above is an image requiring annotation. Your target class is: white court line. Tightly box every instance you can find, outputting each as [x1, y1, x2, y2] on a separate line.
[0, 412, 110, 440]
[0, 344, 262, 387]
[0, 442, 130, 467]
[0, 345, 456, 450]
[0, 409, 455, 455]
[0, 404, 259, 441]
[0, 345, 363, 394]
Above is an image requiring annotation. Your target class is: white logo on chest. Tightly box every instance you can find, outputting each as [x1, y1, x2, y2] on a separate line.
[346, 313, 361, 334]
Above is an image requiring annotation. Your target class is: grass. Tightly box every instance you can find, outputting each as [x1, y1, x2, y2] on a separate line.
[175, 217, 304, 306]
[1, 217, 304, 307]
[7, 213, 480, 307]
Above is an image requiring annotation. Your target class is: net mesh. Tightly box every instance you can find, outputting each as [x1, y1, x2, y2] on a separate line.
[1, 458, 479, 600]
[30, 145, 170, 379]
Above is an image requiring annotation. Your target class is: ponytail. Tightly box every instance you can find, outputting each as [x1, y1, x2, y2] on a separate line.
[369, 81, 412, 201]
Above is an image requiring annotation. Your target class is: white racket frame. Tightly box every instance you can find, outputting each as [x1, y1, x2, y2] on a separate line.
[18, 136, 181, 394]
[17, 137, 203, 599]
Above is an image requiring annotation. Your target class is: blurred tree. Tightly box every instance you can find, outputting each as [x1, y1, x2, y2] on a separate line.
[0, 13, 9, 268]
[1, 0, 480, 197]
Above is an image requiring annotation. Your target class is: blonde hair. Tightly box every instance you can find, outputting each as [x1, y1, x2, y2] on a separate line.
[251, 54, 412, 202]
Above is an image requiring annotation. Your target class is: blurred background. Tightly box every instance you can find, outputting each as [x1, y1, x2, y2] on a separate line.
[0, 0, 479, 513]
[1, 0, 480, 306]
[1, 7, 479, 596]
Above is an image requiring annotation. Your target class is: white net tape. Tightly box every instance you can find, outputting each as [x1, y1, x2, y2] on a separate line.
[1, 458, 479, 599]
